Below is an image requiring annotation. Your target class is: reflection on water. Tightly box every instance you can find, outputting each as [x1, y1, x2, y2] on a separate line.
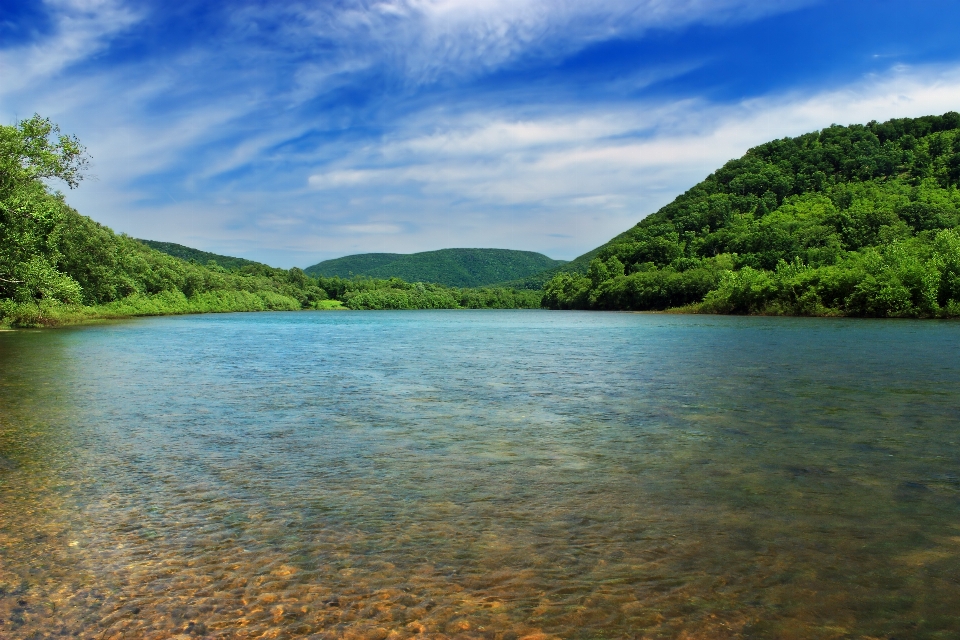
[1, 311, 959, 639]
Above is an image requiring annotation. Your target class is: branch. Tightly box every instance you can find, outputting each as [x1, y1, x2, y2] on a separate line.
[0, 276, 24, 284]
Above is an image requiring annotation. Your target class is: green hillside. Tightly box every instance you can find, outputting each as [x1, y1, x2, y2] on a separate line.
[0, 114, 334, 326]
[0, 116, 541, 327]
[9, 112, 960, 323]
[305, 248, 566, 287]
[136, 239, 260, 271]
[544, 111, 960, 317]
[304, 253, 403, 278]
[494, 238, 627, 290]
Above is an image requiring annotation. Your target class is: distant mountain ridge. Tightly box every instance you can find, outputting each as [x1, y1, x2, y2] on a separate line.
[304, 248, 567, 288]
[137, 239, 262, 271]
[307, 253, 404, 276]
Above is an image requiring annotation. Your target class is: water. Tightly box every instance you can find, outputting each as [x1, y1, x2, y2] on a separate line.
[1, 311, 959, 639]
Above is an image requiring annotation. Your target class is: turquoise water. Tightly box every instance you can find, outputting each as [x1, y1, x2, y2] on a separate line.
[1, 310, 959, 639]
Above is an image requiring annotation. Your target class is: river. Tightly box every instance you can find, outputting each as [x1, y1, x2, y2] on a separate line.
[1, 310, 959, 638]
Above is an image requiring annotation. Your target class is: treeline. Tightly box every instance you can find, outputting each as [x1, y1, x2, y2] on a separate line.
[136, 239, 260, 271]
[331, 277, 541, 309]
[9, 112, 960, 325]
[0, 116, 538, 327]
[305, 248, 566, 288]
[545, 112, 960, 317]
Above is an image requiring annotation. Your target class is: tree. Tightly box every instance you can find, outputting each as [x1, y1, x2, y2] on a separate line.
[0, 114, 88, 194]
[0, 115, 89, 306]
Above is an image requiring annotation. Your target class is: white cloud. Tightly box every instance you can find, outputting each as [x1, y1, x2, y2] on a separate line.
[319, 63, 960, 193]
[282, 0, 817, 84]
[308, 170, 384, 188]
[0, 0, 142, 100]
[337, 223, 404, 235]
[5, 0, 959, 268]
[297, 63, 960, 262]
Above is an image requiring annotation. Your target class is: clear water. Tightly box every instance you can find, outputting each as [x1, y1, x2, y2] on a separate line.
[1, 310, 959, 639]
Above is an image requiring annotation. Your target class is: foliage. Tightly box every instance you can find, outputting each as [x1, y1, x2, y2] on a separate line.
[15, 112, 960, 323]
[1, 114, 88, 190]
[305, 248, 567, 288]
[305, 253, 403, 278]
[544, 111, 960, 317]
[137, 239, 260, 271]
[0, 115, 540, 327]
[0, 115, 88, 318]
[334, 277, 541, 310]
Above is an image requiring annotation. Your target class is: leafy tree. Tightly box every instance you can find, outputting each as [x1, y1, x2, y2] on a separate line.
[1, 116, 543, 326]
[544, 112, 960, 317]
[0, 114, 88, 191]
[0, 115, 88, 313]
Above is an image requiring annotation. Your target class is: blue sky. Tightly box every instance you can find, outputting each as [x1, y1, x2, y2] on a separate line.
[4, 0, 960, 267]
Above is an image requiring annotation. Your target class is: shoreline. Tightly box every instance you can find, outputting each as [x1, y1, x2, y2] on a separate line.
[5, 305, 958, 331]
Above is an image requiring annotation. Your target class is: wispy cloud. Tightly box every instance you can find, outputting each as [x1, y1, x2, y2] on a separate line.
[297, 63, 960, 259]
[307, 62, 960, 197]
[277, 0, 817, 85]
[0, 0, 142, 99]
[338, 223, 405, 235]
[3, 0, 960, 267]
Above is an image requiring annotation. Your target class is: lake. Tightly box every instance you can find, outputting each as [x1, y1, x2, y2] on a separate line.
[1, 310, 959, 639]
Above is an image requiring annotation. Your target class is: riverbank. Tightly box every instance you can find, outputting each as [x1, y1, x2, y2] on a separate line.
[9, 296, 959, 330]
[1, 281, 542, 328]
[0, 289, 316, 329]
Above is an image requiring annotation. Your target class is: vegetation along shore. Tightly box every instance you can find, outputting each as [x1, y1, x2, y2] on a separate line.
[2, 111, 960, 327]
[543, 111, 960, 316]
[0, 116, 539, 328]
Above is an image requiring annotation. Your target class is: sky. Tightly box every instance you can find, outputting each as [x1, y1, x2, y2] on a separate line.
[4, 0, 960, 267]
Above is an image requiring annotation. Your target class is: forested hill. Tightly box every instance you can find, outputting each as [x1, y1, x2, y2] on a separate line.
[544, 111, 960, 317]
[305, 249, 566, 287]
[137, 239, 260, 271]
[303, 253, 403, 278]
[0, 116, 540, 327]
[7, 112, 960, 324]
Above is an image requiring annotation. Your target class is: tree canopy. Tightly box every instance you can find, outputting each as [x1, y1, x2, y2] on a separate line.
[0, 116, 539, 327]
[305, 249, 566, 288]
[7, 112, 960, 324]
[543, 112, 960, 317]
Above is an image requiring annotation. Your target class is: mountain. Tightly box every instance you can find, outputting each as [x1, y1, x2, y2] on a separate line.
[0, 115, 541, 327]
[304, 253, 404, 277]
[136, 239, 262, 271]
[305, 248, 567, 288]
[492, 234, 630, 290]
[8, 112, 960, 324]
[543, 111, 960, 317]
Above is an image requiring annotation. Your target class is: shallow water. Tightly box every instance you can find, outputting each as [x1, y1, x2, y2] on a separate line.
[1, 310, 959, 639]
